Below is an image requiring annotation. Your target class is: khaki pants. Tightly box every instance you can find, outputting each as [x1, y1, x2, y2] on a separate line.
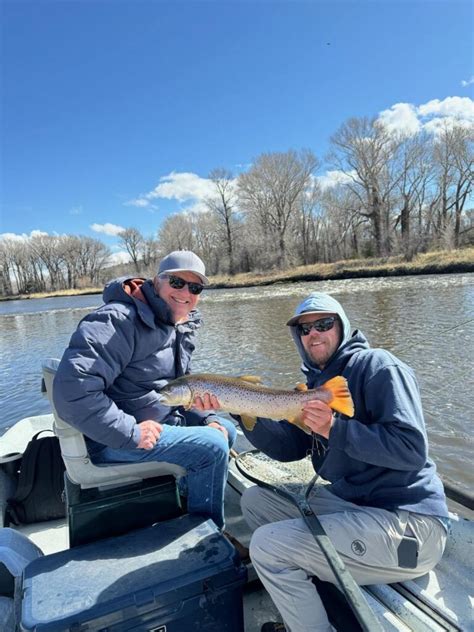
[242, 484, 447, 632]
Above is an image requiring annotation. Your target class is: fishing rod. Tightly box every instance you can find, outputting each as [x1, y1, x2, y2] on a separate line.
[379, 316, 474, 359]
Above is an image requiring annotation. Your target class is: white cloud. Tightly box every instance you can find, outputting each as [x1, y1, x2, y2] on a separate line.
[461, 76, 474, 87]
[180, 201, 211, 215]
[150, 172, 215, 201]
[377, 96, 474, 137]
[378, 103, 421, 135]
[90, 222, 125, 236]
[0, 230, 49, 242]
[126, 171, 217, 208]
[107, 250, 132, 265]
[69, 205, 83, 215]
[0, 232, 28, 242]
[125, 198, 150, 207]
[317, 170, 357, 191]
[418, 97, 474, 136]
[418, 96, 474, 120]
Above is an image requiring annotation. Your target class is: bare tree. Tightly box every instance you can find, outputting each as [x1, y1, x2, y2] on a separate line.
[287, 177, 324, 265]
[328, 117, 403, 257]
[320, 186, 369, 261]
[391, 133, 435, 257]
[0, 239, 15, 295]
[29, 234, 67, 290]
[205, 168, 238, 274]
[157, 213, 196, 254]
[141, 237, 160, 270]
[431, 124, 474, 248]
[118, 228, 144, 273]
[238, 149, 320, 268]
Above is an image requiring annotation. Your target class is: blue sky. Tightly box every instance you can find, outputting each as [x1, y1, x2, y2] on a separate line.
[2, 0, 473, 261]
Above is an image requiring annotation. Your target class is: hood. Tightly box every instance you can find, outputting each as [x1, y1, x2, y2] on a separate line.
[103, 276, 145, 304]
[288, 292, 357, 373]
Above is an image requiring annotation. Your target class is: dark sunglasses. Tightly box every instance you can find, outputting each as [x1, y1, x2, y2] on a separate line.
[297, 316, 337, 336]
[164, 274, 204, 295]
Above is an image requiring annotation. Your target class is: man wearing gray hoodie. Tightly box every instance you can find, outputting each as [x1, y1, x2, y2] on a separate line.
[197, 291, 449, 632]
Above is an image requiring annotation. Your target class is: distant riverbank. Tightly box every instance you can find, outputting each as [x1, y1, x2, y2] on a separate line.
[211, 247, 474, 288]
[2, 247, 473, 301]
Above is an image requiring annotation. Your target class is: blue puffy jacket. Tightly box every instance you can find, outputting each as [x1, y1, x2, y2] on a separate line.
[53, 276, 217, 451]
[238, 292, 449, 518]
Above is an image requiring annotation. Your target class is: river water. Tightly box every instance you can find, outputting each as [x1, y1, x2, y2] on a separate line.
[1, 274, 473, 492]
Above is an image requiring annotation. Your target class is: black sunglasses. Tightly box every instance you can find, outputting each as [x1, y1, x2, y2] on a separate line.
[164, 274, 204, 295]
[297, 316, 337, 336]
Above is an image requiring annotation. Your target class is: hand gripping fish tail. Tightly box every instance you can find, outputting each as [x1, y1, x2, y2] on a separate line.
[322, 375, 354, 417]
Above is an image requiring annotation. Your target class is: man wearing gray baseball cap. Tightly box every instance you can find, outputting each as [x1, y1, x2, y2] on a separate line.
[54, 250, 236, 533]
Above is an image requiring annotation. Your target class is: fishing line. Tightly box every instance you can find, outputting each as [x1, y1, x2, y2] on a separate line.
[390, 316, 474, 358]
[392, 316, 473, 404]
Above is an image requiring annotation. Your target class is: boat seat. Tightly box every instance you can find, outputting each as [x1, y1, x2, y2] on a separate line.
[42, 358, 186, 547]
[41, 358, 186, 489]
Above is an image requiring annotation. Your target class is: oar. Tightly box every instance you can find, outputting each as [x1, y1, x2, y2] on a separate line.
[235, 450, 383, 632]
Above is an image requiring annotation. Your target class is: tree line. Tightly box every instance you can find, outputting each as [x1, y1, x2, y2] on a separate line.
[1, 116, 472, 296]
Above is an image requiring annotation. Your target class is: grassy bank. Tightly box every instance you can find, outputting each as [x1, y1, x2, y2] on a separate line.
[1, 287, 103, 301]
[2, 248, 473, 300]
[210, 247, 474, 288]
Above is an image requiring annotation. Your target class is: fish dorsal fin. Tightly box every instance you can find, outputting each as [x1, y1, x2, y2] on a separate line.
[320, 376, 355, 418]
[237, 375, 263, 385]
[294, 383, 308, 392]
[241, 414, 257, 431]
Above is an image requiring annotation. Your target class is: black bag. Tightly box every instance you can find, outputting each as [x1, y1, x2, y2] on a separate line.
[6, 431, 66, 525]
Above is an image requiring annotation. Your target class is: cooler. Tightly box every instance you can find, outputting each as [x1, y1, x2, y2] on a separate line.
[21, 514, 247, 631]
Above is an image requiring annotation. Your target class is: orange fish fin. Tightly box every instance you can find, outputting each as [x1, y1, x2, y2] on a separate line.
[287, 415, 312, 435]
[294, 382, 308, 392]
[241, 414, 257, 431]
[321, 376, 355, 418]
[238, 375, 263, 385]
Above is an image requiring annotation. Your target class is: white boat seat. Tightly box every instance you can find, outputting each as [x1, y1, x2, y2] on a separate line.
[42, 359, 186, 490]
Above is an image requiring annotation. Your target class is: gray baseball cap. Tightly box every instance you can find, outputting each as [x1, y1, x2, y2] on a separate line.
[158, 250, 209, 285]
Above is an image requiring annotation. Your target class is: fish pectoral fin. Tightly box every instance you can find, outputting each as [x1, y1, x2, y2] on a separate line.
[240, 414, 257, 432]
[287, 415, 312, 435]
[237, 375, 264, 385]
[321, 376, 355, 418]
[294, 382, 308, 392]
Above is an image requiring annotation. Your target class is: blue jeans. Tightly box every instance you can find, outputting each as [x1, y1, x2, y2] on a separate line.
[92, 417, 236, 530]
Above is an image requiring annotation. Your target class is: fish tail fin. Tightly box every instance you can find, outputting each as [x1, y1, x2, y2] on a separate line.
[322, 376, 355, 418]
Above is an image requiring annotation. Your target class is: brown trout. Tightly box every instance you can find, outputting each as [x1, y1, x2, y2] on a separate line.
[157, 373, 354, 433]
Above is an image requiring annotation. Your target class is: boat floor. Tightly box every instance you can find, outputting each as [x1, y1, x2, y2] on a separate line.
[2, 416, 473, 631]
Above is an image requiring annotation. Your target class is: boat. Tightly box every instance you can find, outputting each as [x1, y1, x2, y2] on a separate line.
[0, 360, 472, 631]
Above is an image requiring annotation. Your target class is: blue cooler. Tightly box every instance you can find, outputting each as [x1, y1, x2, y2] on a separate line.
[21, 515, 247, 631]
